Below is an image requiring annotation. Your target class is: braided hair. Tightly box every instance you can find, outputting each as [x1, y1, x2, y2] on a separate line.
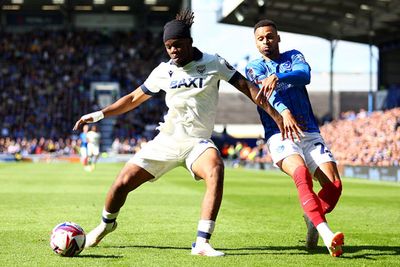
[163, 10, 194, 42]
[175, 10, 194, 27]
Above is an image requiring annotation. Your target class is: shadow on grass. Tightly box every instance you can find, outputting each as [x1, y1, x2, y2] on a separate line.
[104, 244, 400, 259]
[79, 254, 123, 259]
[223, 245, 400, 259]
[105, 245, 188, 250]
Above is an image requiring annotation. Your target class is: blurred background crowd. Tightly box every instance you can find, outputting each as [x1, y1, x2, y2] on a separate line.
[1, 30, 399, 167]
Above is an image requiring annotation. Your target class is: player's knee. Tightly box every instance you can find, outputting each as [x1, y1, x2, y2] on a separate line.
[205, 162, 224, 187]
[334, 179, 342, 194]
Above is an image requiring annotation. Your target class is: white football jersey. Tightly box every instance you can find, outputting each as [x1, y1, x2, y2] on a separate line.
[87, 131, 100, 146]
[141, 50, 237, 138]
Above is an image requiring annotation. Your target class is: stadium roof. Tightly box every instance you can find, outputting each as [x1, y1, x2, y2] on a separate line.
[219, 0, 400, 46]
[0, 0, 183, 20]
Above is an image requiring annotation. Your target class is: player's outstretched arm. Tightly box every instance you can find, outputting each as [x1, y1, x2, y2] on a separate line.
[73, 87, 151, 131]
[280, 109, 304, 141]
[229, 72, 285, 136]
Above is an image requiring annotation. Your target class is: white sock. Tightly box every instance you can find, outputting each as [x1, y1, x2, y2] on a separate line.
[316, 222, 334, 247]
[101, 208, 119, 227]
[195, 220, 215, 245]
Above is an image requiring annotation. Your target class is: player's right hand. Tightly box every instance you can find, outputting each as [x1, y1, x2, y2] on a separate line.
[259, 74, 279, 99]
[280, 109, 304, 142]
[72, 111, 104, 131]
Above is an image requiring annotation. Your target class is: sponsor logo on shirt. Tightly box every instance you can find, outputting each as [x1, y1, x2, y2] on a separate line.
[170, 77, 204, 89]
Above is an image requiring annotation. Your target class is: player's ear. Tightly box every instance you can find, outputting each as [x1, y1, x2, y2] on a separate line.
[277, 34, 281, 43]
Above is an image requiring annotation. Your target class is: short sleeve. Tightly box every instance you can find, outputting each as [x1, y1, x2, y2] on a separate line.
[245, 62, 267, 88]
[141, 64, 164, 94]
[215, 54, 237, 81]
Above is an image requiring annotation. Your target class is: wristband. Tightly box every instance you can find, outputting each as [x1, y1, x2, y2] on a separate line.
[81, 111, 104, 122]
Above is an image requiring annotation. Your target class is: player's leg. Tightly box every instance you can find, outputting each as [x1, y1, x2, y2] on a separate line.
[91, 146, 100, 170]
[81, 147, 90, 171]
[85, 163, 154, 248]
[267, 134, 322, 250]
[189, 147, 225, 256]
[313, 164, 344, 256]
[279, 156, 343, 256]
[278, 154, 326, 233]
[302, 134, 344, 256]
[279, 155, 321, 250]
[304, 134, 343, 215]
[314, 162, 342, 214]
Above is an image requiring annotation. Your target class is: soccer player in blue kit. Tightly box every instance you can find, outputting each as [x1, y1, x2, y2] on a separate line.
[246, 19, 344, 257]
[73, 11, 291, 257]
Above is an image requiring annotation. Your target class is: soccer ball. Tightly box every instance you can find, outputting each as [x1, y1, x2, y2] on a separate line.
[50, 222, 86, 257]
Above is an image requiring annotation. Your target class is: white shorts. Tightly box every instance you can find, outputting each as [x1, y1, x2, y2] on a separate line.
[80, 146, 88, 158]
[128, 133, 218, 181]
[87, 143, 100, 156]
[267, 132, 336, 174]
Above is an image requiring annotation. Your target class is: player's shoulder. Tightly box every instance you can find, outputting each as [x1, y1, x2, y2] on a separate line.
[203, 52, 225, 65]
[283, 49, 303, 56]
[148, 61, 174, 77]
[247, 57, 264, 68]
[202, 52, 236, 72]
[282, 49, 306, 61]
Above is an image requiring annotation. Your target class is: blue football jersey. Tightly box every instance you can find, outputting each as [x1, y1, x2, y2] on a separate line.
[245, 49, 319, 140]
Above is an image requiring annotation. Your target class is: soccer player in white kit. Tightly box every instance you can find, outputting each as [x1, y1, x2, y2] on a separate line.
[73, 10, 292, 257]
[87, 125, 101, 171]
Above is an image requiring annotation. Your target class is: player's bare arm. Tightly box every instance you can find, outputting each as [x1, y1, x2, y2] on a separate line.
[260, 74, 279, 99]
[73, 87, 152, 131]
[280, 109, 304, 141]
[229, 72, 288, 137]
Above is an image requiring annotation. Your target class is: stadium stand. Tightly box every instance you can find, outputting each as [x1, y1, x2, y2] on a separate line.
[0, 30, 167, 155]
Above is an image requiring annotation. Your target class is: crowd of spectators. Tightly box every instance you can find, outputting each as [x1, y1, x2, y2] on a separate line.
[0, 136, 81, 157]
[320, 107, 400, 166]
[1, 29, 167, 156]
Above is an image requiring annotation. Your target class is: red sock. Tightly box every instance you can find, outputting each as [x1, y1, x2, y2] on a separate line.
[318, 180, 342, 214]
[293, 166, 326, 226]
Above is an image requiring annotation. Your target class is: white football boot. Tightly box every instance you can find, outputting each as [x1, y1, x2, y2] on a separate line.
[85, 221, 118, 248]
[191, 242, 225, 257]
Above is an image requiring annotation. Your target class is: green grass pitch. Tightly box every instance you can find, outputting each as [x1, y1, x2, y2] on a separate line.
[0, 162, 399, 266]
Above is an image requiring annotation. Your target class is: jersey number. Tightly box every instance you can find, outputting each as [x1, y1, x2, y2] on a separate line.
[314, 142, 332, 157]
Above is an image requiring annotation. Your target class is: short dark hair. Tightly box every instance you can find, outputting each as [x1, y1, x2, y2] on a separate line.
[254, 19, 277, 32]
